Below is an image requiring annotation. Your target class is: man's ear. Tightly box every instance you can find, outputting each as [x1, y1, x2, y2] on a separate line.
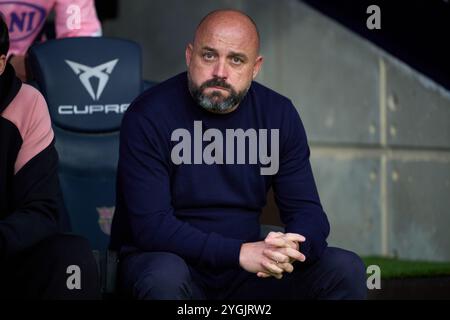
[252, 55, 264, 79]
[185, 43, 193, 68]
[0, 54, 6, 76]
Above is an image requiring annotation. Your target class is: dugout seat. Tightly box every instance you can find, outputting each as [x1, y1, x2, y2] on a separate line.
[28, 37, 153, 251]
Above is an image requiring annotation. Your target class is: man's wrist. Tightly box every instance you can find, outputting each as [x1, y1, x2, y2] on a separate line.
[238, 242, 248, 268]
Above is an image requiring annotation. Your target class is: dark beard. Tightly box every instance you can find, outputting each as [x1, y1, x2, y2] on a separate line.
[188, 75, 249, 113]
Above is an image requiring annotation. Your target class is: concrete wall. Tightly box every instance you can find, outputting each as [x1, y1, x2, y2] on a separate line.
[103, 0, 450, 261]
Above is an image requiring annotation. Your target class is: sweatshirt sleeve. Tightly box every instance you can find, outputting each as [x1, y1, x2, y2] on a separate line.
[54, 0, 102, 38]
[273, 101, 330, 264]
[0, 92, 60, 259]
[117, 109, 243, 269]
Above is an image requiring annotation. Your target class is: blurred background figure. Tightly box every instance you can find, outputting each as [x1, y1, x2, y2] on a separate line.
[0, 15, 101, 299]
[0, 0, 102, 81]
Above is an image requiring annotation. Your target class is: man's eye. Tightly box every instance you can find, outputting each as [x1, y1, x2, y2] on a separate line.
[231, 57, 243, 65]
[203, 53, 215, 60]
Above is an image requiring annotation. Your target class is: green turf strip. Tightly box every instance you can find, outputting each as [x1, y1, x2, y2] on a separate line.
[362, 256, 450, 279]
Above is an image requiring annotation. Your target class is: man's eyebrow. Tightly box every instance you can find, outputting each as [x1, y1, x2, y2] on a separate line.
[201, 46, 218, 53]
[228, 51, 248, 60]
[201, 47, 248, 60]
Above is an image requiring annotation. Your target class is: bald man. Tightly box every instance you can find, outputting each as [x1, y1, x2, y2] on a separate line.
[110, 9, 367, 300]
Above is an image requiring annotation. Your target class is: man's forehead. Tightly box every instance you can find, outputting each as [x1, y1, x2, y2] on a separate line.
[195, 10, 259, 38]
[193, 10, 260, 53]
[194, 24, 258, 54]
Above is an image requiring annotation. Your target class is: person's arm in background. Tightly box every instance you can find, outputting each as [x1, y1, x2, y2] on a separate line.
[9, 0, 102, 81]
[0, 88, 60, 260]
[272, 101, 330, 265]
[54, 0, 102, 38]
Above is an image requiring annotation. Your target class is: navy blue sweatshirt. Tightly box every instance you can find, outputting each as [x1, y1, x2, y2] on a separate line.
[110, 72, 329, 287]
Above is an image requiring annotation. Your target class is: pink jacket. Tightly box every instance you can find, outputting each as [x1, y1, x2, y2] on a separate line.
[0, 0, 102, 56]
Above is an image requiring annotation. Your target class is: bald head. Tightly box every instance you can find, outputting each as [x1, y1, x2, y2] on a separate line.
[194, 9, 260, 54]
[186, 9, 264, 114]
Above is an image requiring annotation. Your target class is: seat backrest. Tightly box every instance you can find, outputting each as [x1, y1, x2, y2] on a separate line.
[28, 37, 143, 250]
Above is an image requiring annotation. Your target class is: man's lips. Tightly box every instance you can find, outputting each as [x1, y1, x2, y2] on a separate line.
[207, 86, 230, 91]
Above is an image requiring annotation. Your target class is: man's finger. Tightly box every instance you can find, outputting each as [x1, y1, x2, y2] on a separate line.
[265, 242, 306, 262]
[265, 237, 299, 250]
[265, 232, 305, 243]
[263, 249, 290, 264]
[266, 231, 284, 239]
[279, 247, 306, 262]
[283, 239, 300, 250]
[265, 234, 305, 248]
[257, 271, 283, 279]
[263, 249, 295, 273]
[262, 260, 284, 274]
[257, 272, 271, 278]
[258, 271, 282, 279]
[284, 233, 306, 243]
[264, 236, 289, 248]
[278, 262, 294, 273]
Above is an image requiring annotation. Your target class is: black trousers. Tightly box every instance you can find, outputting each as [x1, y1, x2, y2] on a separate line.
[0, 233, 101, 299]
[119, 247, 367, 300]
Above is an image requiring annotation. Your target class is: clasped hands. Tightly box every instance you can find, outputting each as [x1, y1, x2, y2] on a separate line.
[239, 231, 306, 279]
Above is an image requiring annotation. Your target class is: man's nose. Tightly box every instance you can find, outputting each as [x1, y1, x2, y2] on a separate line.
[212, 59, 228, 79]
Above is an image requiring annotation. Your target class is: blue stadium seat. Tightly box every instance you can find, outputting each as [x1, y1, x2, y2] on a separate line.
[28, 37, 152, 251]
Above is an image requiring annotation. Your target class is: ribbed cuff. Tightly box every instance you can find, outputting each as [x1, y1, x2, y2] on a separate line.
[201, 232, 244, 268]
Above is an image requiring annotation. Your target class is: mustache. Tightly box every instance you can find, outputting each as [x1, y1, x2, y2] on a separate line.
[200, 78, 233, 91]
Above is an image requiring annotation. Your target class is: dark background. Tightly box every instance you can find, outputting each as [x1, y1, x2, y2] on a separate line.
[302, 0, 450, 90]
[94, 0, 450, 89]
[92, 0, 450, 90]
